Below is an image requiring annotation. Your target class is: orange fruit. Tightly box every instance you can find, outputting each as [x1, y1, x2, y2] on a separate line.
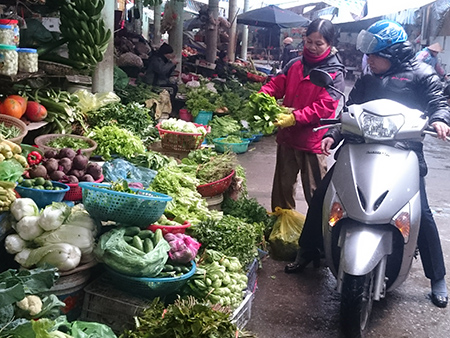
[7, 95, 28, 117]
[0, 98, 23, 119]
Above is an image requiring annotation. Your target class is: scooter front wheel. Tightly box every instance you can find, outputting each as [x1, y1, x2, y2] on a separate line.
[340, 271, 375, 338]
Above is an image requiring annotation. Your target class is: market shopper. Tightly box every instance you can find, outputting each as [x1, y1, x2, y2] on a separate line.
[259, 18, 345, 212]
[287, 19, 450, 309]
[415, 42, 446, 79]
[215, 50, 230, 78]
[280, 37, 297, 68]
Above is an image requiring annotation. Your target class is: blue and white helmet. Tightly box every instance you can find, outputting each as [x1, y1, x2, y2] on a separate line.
[356, 20, 408, 54]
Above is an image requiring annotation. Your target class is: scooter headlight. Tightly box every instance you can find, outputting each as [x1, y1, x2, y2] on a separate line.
[391, 204, 410, 243]
[359, 111, 404, 140]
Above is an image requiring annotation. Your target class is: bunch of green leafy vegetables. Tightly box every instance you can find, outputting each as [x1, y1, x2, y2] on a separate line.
[86, 102, 155, 139]
[88, 125, 146, 160]
[114, 81, 160, 105]
[240, 92, 290, 135]
[185, 86, 219, 117]
[205, 115, 243, 144]
[181, 151, 236, 184]
[120, 296, 252, 338]
[129, 150, 177, 171]
[188, 215, 265, 266]
[148, 165, 221, 225]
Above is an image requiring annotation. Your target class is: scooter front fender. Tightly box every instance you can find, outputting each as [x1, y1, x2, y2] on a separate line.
[338, 224, 393, 276]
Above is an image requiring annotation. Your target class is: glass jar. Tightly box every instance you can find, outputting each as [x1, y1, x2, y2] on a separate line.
[17, 48, 38, 73]
[0, 24, 14, 45]
[0, 44, 18, 76]
[0, 19, 19, 46]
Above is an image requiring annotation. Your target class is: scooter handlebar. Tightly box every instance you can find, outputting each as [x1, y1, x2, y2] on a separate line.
[423, 127, 450, 141]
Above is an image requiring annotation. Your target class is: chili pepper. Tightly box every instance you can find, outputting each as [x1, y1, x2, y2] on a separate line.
[27, 151, 43, 166]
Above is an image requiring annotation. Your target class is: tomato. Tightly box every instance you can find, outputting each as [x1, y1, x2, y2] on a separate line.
[25, 101, 48, 122]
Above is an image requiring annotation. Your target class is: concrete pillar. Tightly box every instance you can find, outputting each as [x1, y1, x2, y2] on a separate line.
[205, 0, 219, 63]
[228, 0, 238, 62]
[168, 0, 184, 77]
[153, 3, 162, 46]
[240, 0, 249, 60]
[92, 0, 114, 93]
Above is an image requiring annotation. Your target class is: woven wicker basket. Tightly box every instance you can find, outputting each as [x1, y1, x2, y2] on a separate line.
[0, 114, 28, 144]
[38, 60, 79, 76]
[34, 134, 97, 158]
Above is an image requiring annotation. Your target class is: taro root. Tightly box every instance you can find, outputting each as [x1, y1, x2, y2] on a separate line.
[72, 150, 89, 170]
[58, 148, 77, 160]
[58, 158, 73, 173]
[28, 165, 47, 179]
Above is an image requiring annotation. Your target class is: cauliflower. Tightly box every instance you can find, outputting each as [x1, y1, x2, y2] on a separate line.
[16, 295, 43, 316]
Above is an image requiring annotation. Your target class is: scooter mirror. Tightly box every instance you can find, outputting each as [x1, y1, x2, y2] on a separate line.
[310, 69, 334, 88]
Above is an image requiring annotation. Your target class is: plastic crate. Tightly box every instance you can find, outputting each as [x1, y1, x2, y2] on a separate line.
[193, 110, 213, 125]
[231, 291, 254, 330]
[80, 276, 153, 334]
[246, 258, 258, 293]
[196, 170, 235, 197]
[79, 182, 172, 225]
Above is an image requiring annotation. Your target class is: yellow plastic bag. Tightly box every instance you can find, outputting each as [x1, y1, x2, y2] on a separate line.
[268, 207, 305, 261]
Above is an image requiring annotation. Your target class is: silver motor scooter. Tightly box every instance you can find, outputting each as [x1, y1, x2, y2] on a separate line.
[310, 69, 442, 338]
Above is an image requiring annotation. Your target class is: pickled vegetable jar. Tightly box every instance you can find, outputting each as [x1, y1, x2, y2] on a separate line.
[18, 48, 38, 73]
[0, 44, 18, 76]
[0, 19, 19, 46]
[0, 24, 14, 45]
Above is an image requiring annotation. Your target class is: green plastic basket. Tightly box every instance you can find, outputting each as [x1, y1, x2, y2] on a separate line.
[78, 182, 172, 226]
[213, 137, 250, 154]
[105, 261, 196, 298]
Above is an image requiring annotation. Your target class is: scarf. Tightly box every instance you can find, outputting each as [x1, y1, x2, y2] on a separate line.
[303, 47, 331, 65]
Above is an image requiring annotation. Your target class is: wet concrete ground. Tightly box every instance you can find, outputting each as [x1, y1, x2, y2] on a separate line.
[237, 129, 450, 338]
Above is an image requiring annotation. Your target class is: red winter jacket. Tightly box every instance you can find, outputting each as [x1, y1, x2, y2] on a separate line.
[260, 51, 345, 153]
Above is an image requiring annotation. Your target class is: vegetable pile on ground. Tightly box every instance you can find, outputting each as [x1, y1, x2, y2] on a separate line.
[185, 85, 220, 117]
[188, 215, 265, 267]
[25, 147, 103, 184]
[6, 199, 97, 271]
[183, 249, 248, 308]
[120, 296, 255, 338]
[205, 115, 243, 144]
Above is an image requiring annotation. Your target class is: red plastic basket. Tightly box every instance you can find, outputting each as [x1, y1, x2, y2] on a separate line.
[156, 123, 210, 151]
[147, 220, 191, 236]
[64, 175, 104, 201]
[196, 170, 235, 197]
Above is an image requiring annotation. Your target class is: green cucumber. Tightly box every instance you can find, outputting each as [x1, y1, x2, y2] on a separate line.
[143, 238, 154, 253]
[124, 226, 141, 237]
[131, 236, 144, 251]
[137, 230, 154, 239]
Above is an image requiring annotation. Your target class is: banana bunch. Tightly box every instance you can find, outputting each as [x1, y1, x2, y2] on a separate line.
[0, 181, 16, 212]
[59, 0, 112, 68]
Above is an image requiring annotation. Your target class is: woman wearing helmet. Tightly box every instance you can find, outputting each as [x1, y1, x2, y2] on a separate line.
[288, 20, 450, 309]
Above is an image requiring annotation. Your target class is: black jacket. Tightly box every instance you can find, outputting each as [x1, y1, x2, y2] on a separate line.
[281, 44, 298, 68]
[326, 41, 450, 175]
[143, 51, 176, 86]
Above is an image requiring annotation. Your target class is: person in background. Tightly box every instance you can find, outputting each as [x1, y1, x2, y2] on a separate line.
[259, 18, 345, 214]
[215, 50, 230, 78]
[280, 37, 298, 68]
[288, 19, 450, 309]
[142, 42, 178, 100]
[415, 42, 446, 79]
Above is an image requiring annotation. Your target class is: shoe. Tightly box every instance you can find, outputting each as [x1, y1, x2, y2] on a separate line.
[284, 249, 321, 274]
[430, 293, 448, 308]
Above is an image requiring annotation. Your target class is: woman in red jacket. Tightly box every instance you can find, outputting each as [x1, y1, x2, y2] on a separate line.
[260, 18, 345, 212]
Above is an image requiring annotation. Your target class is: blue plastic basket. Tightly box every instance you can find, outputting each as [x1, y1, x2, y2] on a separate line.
[252, 133, 263, 142]
[105, 261, 196, 298]
[194, 110, 213, 125]
[213, 137, 250, 154]
[15, 181, 70, 209]
[79, 182, 172, 226]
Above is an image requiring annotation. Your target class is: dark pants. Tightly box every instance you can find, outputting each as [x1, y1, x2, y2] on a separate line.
[298, 166, 446, 281]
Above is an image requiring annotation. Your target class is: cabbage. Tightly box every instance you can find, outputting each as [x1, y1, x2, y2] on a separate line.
[4, 234, 27, 254]
[10, 198, 39, 221]
[38, 202, 71, 231]
[26, 243, 82, 271]
[64, 204, 97, 234]
[14, 216, 44, 241]
[160, 118, 207, 135]
[34, 225, 95, 255]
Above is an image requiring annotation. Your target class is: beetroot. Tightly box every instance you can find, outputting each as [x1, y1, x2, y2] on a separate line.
[28, 165, 47, 179]
[49, 170, 65, 181]
[58, 148, 77, 160]
[44, 149, 58, 158]
[61, 175, 79, 183]
[72, 150, 89, 170]
[86, 162, 102, 180]
[80, 174, 94, 182]
[58, 158, 73, 173]
[68, 169, 85, 178]
[43, 158, 59, 173]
